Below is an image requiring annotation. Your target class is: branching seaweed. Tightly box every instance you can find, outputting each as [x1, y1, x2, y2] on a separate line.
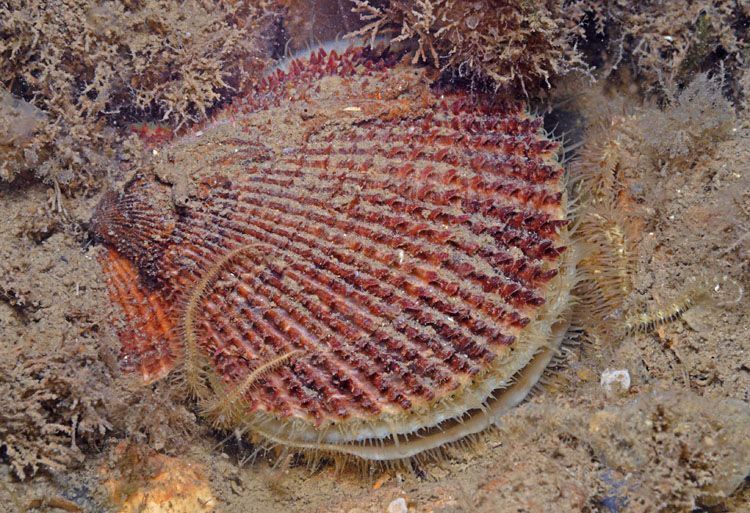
[0, 0, 277, 190]
[0, 349, 119, 480]
[349, 0, 590, 94]
[639, 73, 735, 170]
[576, 0, 747, 98]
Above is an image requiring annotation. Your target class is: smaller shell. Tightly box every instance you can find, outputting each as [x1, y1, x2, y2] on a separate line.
[388, 498, 409, 513]
[600, 368, 631, 396]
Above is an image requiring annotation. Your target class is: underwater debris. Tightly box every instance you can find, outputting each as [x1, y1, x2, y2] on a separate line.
[24, 496, 83, 512]
[0, 235, 197, 480]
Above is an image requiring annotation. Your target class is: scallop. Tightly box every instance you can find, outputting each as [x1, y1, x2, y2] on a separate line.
[91, 45, 578, 464]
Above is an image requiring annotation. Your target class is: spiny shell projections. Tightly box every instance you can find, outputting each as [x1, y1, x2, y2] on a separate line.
[91, 46, 577, 462]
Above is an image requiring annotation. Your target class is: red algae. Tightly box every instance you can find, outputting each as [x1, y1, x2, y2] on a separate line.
[91, 45, 576, 463]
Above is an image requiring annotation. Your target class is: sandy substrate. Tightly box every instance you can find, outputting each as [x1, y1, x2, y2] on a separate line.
[1, 85, 749, 512]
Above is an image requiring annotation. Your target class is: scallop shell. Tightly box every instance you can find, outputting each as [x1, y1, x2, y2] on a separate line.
[92, 46, 577, 462]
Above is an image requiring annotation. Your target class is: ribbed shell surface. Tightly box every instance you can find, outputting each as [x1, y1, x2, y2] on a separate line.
[93, 46, 570, 436]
